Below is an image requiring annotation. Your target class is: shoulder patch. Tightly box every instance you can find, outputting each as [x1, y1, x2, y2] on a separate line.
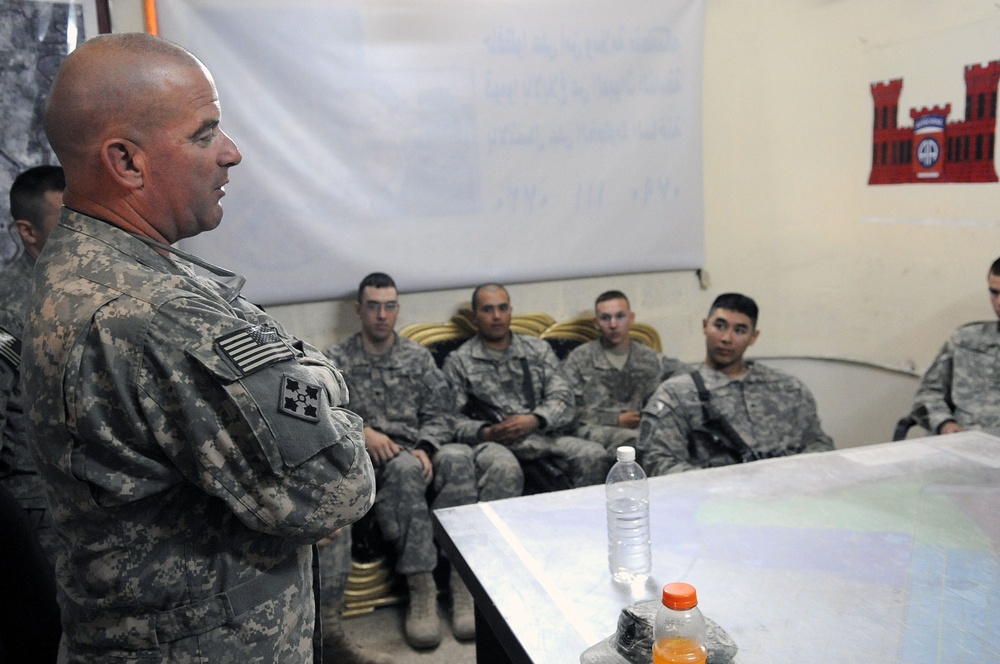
[0, 329, 20, 370]
[216, 325, 294, 374]
[279, 374, 322, 422]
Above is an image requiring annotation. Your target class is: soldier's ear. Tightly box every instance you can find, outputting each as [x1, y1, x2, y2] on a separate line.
[102, 138, 144, 190]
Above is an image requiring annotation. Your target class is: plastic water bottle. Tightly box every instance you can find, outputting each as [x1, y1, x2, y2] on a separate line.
[605, 445, 651, 584]
[652, 582, 708, 664]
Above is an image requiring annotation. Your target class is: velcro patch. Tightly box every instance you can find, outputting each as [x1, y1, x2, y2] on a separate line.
[279, 374, 322, 422]
[0, 330, 20, 370]
[216, 325, 293, 375]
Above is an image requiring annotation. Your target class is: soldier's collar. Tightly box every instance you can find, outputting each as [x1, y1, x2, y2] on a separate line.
[127, 233, 247, 303]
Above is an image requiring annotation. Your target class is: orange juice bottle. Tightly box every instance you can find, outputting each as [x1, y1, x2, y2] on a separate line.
[653, 635, 707, 664]
[652, 583, 708, 664]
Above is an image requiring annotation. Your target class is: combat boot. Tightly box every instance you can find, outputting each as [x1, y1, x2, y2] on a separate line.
[321, 606, 393, 664]
[405, 572, 441, 649]
[450, 567, 476, 641]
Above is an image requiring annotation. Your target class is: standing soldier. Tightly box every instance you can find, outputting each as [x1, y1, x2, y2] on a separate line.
[0, 165, 65, 662]
[24, 34, 374, 662]
[1, 165, 64, 561]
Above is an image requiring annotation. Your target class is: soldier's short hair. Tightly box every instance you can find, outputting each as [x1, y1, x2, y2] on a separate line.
[471, 283, 508, 311]
[595, 290, 629, 309]
[990, 257, 1000, 277]
[10, 165, 65, 229]
[357, 272, 396, 302]
[708, 293, 758, 327]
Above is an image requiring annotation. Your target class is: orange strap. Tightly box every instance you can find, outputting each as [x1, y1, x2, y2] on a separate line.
[144, 0, 158, 35]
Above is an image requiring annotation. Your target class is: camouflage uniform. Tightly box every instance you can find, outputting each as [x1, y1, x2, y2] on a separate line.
[911, 321, 1000, 432]
[324, 333, 522, 575]
[21, 210, 375, 664]
[316, 525, 352, 613]
[639, 361, 833, 475]
[0, 253, 58, 561]
[444, 334, 610, 487]
[559, 339, 688, 457]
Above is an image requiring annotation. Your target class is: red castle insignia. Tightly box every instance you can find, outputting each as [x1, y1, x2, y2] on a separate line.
[869, 60, 1000, 184]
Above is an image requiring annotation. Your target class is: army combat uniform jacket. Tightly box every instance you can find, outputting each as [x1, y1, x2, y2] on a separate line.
[639, 361, 833, 476]
[324, 333, 454, 450]
[911, 321, 1000, 433]
[22, 211, 375, 663]
[324, 332, 483, 574]
[0, 253, 55, 558]
[559, 339, 687, 428]
[444, 333, 576, 453]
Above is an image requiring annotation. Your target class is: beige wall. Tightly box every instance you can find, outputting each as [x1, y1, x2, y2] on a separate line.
[111, 1, 1000, 369]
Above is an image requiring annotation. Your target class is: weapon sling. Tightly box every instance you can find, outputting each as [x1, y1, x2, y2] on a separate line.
[689, 370, 761, 463]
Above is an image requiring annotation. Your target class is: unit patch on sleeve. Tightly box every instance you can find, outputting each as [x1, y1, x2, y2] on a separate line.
[0, 329, 20, 370]
[216, 324, 294, 375]
[279, 374, 322, 422]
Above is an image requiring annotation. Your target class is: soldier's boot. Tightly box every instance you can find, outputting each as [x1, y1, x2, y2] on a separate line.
[450, 567, 476, 641]
[405, 572, 441, 649]
[321, 606, 393, 664]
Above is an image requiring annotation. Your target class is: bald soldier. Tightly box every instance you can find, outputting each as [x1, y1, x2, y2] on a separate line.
[24, 33, 375, 663]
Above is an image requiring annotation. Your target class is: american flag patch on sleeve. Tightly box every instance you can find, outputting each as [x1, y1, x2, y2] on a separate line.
[215, 325, 294, 375]
[0, 330, 19, 370]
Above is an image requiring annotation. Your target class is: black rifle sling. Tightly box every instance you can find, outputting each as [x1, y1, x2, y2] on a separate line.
[520, 358, 536, 410]
[689, 370, 760, 463]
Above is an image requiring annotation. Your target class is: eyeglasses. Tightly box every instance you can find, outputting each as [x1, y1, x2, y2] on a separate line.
[362, 301, 399, 313]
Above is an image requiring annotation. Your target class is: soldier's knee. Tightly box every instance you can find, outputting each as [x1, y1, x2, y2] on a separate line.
[385, 451, 424, 481]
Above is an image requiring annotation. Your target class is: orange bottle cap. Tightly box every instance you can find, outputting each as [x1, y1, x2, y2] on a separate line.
[661, 582, 698, 610]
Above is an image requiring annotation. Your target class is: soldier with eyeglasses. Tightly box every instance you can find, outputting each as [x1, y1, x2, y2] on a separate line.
[322, 273, 522, 655]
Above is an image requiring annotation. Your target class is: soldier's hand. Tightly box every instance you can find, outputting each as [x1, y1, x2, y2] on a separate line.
[618, 410, 641, 429]
[411, 449, 433, 485]
[364, 427, 402, 465]
[317, 527, 345, 547]
[489, 414, 540, 442]
[938, 420, 966, 435]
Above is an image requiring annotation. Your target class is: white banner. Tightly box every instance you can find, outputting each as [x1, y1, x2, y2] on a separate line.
[161, 0, 705, 305]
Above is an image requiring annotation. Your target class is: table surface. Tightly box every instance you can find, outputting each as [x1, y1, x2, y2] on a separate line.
[432, 431, 1000, 664]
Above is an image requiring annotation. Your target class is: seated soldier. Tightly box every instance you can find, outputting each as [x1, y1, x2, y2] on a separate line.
[559, 290, 687, 459]
[443, 283, 610, 491]
[910, 256, 1000, 435]
[638, 293, 833, 475]
[323, 273, 522, 651]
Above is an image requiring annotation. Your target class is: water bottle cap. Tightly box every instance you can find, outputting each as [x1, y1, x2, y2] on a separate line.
[661, 582, 698, 609]
[615, 446, 636, 462]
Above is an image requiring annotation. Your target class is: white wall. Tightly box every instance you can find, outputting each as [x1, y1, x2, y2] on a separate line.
[110, 1, 999, 440]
